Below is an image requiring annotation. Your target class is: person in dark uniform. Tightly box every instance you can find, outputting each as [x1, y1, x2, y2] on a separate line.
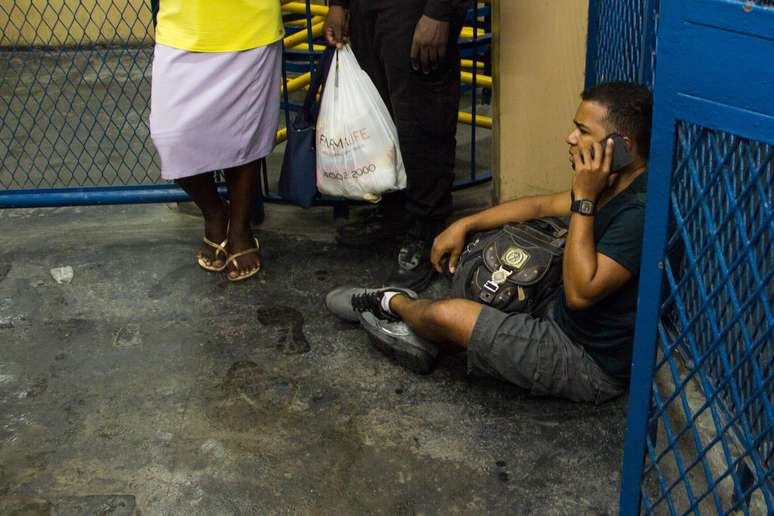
[324, 0, 471, 292]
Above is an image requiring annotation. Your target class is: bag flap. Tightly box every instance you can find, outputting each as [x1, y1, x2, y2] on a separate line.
[482, 236, 555, 286]
[479, 218, 566, 286]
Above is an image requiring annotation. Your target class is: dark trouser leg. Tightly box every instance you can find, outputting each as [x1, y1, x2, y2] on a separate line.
[349, 0, 406, 221]
[373, 2, 463, 229]
[176, 172, 228, 267]
[370, 3, 463, 290]
[334, 0, 407, 249]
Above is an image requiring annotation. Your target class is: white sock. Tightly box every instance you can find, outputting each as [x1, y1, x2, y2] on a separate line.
[380, 291, 401, 314]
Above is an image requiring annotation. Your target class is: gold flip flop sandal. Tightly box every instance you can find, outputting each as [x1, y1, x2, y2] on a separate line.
[197, 237, 229, 272]
[226, 238, 261, 282]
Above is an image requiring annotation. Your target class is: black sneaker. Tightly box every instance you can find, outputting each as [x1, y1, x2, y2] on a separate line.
[326, 286, 418, 322]
[359, 312, 439, 374]
[335, 209, 408, 249]
[386, 237, 437, 292]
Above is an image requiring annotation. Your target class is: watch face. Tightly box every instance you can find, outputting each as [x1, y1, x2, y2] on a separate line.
[579, 200, 594, 215]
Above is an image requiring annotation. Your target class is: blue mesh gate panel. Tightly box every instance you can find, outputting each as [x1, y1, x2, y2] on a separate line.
[618, 1, 774, 514]
[585, 0, 659, 88]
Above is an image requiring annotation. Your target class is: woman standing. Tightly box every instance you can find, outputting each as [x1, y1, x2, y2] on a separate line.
[149, 1, 283, 281]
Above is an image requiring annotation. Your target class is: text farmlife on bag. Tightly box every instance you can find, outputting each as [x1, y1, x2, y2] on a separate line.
[316, 45, 406, 202]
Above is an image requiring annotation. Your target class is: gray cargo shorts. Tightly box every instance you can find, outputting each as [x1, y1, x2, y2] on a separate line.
[467, 303, 626, 404]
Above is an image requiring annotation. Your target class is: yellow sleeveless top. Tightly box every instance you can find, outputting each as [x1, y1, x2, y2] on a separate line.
[155, 1, 284, 53]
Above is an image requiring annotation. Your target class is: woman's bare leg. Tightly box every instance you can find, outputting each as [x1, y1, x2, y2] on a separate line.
[224, 160, 262, 279]
[176, 172, 229, 269]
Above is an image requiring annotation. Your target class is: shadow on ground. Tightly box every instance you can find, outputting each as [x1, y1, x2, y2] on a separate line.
[0, 204, 626, 515]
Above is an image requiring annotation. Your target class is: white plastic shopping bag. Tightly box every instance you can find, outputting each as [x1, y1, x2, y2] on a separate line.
[316, 45, 406, 202]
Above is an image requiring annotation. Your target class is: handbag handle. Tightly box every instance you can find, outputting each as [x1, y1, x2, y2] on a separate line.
[300, 46, 336, 124]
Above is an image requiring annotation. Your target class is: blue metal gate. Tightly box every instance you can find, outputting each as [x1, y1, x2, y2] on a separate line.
[618, 1, 774, 514]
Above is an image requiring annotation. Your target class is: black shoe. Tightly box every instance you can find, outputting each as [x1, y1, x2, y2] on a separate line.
[386, 237, 437, 292]
[335, 209, 408, 249]
[359, 311, 439, 374]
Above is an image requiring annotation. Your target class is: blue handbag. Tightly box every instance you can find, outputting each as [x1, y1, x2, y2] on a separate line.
[279, 47, 335, 208]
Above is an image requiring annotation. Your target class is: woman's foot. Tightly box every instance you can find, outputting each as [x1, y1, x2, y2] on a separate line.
[197, 203, 229, 271]
[226, 227, 262, 281]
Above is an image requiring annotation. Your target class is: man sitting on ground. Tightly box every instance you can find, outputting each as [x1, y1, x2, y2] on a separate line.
[326, 82, 653, 403]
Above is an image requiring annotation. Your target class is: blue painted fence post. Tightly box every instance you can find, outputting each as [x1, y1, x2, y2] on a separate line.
[584, 0, 601, 90]
[618, 2, 678, 511]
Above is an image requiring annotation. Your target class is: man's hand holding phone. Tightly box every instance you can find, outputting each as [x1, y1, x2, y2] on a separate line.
[571, 137, 615, 202]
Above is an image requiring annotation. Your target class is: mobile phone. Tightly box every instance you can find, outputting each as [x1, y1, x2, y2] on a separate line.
[590, 133, 634, 172]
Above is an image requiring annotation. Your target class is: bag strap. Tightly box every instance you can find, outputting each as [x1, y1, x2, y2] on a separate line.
[300, 46, 336, 124]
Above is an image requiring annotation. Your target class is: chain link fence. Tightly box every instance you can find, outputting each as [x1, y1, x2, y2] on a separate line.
[1, 1, 156, 192]
[1, 1, 492, 206]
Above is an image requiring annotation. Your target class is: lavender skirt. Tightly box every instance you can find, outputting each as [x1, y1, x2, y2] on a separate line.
[150, 42, 281, 180]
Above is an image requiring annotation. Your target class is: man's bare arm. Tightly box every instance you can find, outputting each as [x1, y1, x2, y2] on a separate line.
[431, 190, 571, 273]
[462, 190, 571, 234]
[562, 215, 632, 310]
[562, 138, 633, 310]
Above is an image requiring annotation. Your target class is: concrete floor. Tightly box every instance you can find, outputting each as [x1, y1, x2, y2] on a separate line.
[0, 192, 628, 515]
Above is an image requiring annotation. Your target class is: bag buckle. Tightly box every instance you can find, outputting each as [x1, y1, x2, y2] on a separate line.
[483, 280, 500, 294]
[480, 266, 513, 305]
[490, 266, 513, 285]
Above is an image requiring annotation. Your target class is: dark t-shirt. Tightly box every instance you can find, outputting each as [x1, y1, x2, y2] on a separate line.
[552, 172, 648, 380]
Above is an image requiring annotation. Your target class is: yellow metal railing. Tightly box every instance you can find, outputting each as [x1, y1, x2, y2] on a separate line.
[281, 72, 312, 95]
[461, 59, 485, 70]
[283, 22, 325, 48]
[457, 112, 492, 129]
[460, 70, 492, 89]
[277, 2, 493, 143]
[282, 1, 329, 17]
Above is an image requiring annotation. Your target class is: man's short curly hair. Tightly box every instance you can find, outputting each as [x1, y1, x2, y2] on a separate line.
[581, 82, 653, 159]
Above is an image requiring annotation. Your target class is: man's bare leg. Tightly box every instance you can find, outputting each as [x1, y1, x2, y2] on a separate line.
[388, 295, 482, 350]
